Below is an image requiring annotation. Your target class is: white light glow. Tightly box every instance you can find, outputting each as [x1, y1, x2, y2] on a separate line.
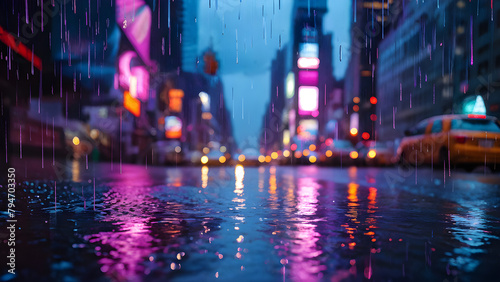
[297, 57, 320, 69]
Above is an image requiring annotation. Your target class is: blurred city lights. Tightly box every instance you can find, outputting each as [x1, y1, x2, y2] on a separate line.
[368, 150, 377, 158]
[271, 152, 278, 159]
[72, 137, 80, 146]
[258, 155, 266, 163]
[283, 150, 290, 157]
[349, 151, 359, 159]
[325, 150, 333, 157]
[309, 144, 316, 151]
[362, 132, 370, 140]
[370, 97, 378, 104]
[353, 97, 360, 103]
[238, 154, 246, 162]
[350, 128, 358, 136]
[201, 156, 209, 164]
[219, 156, 227, 164]
[90, 129, 99, 140]
[309, 155, 317, 163]
[325, 138, 333, 146]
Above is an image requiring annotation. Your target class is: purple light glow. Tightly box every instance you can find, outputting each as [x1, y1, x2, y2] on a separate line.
[298, 71, 318, 85]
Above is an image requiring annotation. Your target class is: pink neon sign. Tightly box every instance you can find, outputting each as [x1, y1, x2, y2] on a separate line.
[298, 86, 319, 116]
[298, 71, 318, 85]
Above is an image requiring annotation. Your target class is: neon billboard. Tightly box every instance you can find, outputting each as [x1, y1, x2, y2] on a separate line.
[298, 86, 319, 117]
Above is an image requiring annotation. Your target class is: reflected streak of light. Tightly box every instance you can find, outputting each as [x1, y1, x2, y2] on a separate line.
[444, 206, 500, 272]
[364, 186, 379, 241]
[269, 166, 277, 195]
[367, 187, 378, 212]
[234, 165, 245, 195]
[258, 167, 265, 192]
[201, 166, 209, 188]
[296, 178, 319, 216]
[288, 177, 325, 281]
[72, 159, 81, 182]
[347, 166, 358, 179]
[234, 165, 246, 210]
[347, 182, 359, 204]
[268, 166, 278, 210]
[345, 182, 360, 247]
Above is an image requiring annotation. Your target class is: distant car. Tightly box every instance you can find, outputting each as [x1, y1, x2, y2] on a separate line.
[319, 139, 358, 166]
[397, 114, 500, 169]
[363, 142, 396, 166]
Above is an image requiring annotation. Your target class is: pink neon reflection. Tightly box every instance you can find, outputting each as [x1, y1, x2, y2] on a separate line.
[288, 177, 325, 281]
[298, 71, 319, 85]
[298, 86, 319, 116]
[297, 57, 320, 69]
[84, 170, 162, 281]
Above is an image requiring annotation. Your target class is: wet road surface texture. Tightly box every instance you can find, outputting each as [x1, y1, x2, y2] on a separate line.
[1, 161, 500, 281]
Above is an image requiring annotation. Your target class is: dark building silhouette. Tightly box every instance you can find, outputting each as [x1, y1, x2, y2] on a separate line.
[260, 48, 287, 152]
[376, 0, 500, 141]
[344, 0, 403, 141]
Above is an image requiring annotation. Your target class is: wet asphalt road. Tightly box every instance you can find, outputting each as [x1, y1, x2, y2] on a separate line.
[1, 160, 500, 281]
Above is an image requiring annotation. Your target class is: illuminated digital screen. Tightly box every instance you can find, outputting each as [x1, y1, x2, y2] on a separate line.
[299, 43, 319, 58]
[168, 89, 184, 113]
[297, 57, 320, 69]
[118, 51, 150, 101]
[165, 116, 182, 139]
[124, 91, 141, 117]
[298, 86, 319, 116]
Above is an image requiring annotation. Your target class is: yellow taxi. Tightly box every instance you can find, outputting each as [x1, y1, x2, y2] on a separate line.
[397, 114, 500, 168]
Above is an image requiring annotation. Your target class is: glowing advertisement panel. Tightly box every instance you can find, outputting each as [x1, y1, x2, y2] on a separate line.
[297, 57, 320, 69]
[116, 0, 152, 67]
[165, 116, 183, 139]
[119, 51, 150, 101]
[298, 71, 318, 85]
[298, 86, 319, 117]
[168, 89, 184, 113]
[124, 91, 141, 117]
[299, 43, 319, 58]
